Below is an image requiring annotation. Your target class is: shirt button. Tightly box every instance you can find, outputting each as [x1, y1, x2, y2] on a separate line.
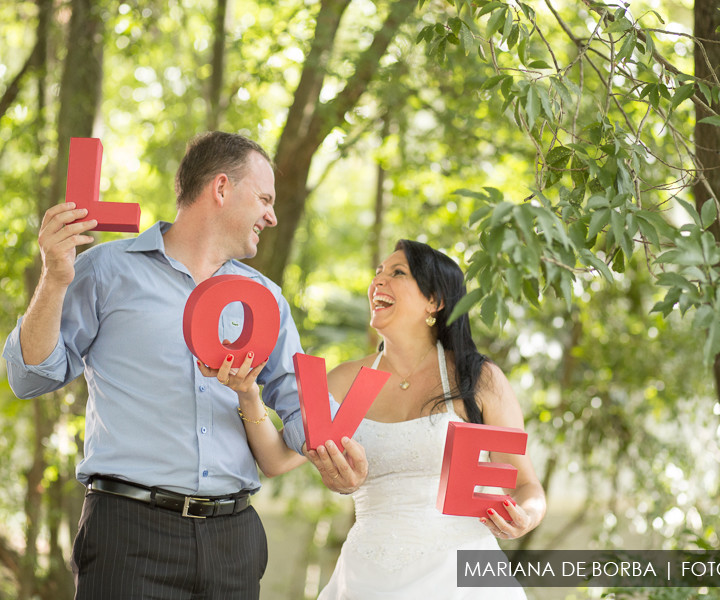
[200, 427, 207, 434]
[202, 470, 209, 477]
[199, 385, 206, 392]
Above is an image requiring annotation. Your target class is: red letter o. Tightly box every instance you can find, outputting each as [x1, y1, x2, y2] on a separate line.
[183, 275, 280, 369]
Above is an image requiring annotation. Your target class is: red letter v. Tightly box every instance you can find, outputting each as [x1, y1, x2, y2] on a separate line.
[293, 353, 390, 452]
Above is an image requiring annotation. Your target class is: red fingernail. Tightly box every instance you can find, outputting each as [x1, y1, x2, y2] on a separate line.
[487, 508, 495, 516]
[248, 351, 254, 359]
[480, 518, 487, 524]
[196, 360, 201, 367]
[504, 500, 511, 507]
[226, 354, 234, 362]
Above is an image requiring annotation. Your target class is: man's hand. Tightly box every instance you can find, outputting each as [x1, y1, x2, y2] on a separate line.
[38, 202, 97, 287]
[19, 203, 97, 366]
[304, 437, 368, 494]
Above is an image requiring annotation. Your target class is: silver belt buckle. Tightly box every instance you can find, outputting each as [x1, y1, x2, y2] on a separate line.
[182, 495, 209, 518]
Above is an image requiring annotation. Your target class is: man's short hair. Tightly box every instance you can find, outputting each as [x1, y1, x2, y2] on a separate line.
[174, 131, 272, 207]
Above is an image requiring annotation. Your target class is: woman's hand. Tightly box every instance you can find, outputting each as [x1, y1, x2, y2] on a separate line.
[480, 498, 534, 540]
[304, 437, 369, 495]
[196, 347, 268, 405]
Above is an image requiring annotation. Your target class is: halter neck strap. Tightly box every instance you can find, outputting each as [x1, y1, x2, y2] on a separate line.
[372, 341, 455, 414]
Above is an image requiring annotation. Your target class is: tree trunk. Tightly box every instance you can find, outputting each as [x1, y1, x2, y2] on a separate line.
[207, 0, 228, 130]
[248, 0, 415, 284]
[48, 0, 104, 212]
[693, 0, 720, 400]
[20, 0, 103, 597]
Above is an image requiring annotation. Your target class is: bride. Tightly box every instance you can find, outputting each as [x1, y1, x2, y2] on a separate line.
[205, 239, 546, 598]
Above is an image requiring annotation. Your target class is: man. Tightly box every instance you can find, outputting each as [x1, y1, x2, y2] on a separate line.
[3, 132, 367, 599]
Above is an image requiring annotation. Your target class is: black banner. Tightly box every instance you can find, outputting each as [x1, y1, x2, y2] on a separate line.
[457, 550, 720, 587]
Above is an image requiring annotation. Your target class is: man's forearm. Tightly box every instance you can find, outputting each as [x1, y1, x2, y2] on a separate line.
[19, 277, 68, 365]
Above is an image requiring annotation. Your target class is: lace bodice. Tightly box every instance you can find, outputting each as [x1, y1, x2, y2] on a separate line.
[345, 342, 496, 572]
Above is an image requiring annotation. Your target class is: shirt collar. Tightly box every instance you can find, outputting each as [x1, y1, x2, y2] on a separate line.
[125, 221, 172, 254]
[124, 221, 260, 279]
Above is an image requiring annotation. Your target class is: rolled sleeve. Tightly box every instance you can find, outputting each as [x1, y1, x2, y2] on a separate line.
[3, 319, 71, 398]
[280, 394, 341, 455]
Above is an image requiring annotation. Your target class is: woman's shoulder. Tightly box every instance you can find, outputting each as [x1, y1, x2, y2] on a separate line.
[327, 353, 380, 401]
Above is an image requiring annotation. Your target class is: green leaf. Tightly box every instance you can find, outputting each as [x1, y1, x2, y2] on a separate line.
[703, 318, 720, 366]
[506, 24, 519, 49]
[676, 197, 702, 227]
[605, 17, 633, 34]
[500, 74, 514, 99]
[701, 230, 720, 264]
[484, 187, 504, 203]
[699, 116, 720, 127]
[454, 188, 489, 200]
[523, 278, 540, 308]
[693, 304, 714, 330]
[526, 84, 539, 128]
[513, 204, 534, 238]
[588, 208, 611, 239]
[459, 22, 476, 55]
[448, 17, 462, 35]
[670, 83, 695, 110]
[448, 287, 485, 324]
[480, 292, 499, 327]
[616, 30, 636, 62]
[477, 1, 505, 18]
[701, 200, 718, 229]
[656, 272, 695, 290]
[551, 77, 573, 106]
[505, 267, 521, 299]
[518, 36, 528, 65]
[528, 60, 552, 69]
[416, 25, 434, 43]
[490, 201, 515, 227]
[636, 215, 660, 248]
[537, 85, 554, 119]
[610, 209, 625, 249]
[518, 2, 535, 21]
[546, 145, 573, 167]
[481, 74, 506, 90]
[698, 81, 712, 105]
[486, 7, 508, 38]
[579, 250, 613, 282]
[469, 204, 492, 226]
[501, 7, 513, 40]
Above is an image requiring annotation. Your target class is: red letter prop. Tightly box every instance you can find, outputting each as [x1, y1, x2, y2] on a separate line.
[293, 353, 390, 452]
[65, 137, 141, 233]
[183, 275, 280, 370]
[437, 422, 527, 521]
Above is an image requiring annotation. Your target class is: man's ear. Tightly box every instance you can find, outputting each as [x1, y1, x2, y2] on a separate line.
[213, 173, 230, 205]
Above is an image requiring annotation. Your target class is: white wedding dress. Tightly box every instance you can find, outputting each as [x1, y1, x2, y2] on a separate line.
[318, 344, 526, 599]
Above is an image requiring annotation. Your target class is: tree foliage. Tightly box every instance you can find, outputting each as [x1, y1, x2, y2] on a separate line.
[0, 0, 718, 597]
[419, 0, 720, 376]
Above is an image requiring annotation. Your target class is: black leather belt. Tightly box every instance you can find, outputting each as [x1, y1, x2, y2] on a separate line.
[88, 477, 250, 518]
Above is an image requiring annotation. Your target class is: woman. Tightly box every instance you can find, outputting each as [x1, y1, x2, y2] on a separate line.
[202, 240, 546, 598]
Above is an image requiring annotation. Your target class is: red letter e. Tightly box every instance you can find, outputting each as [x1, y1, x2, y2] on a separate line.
[437, 422, 527, 521]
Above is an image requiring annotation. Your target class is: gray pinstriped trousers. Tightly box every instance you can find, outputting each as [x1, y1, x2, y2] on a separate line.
[71, 491, 268, 599]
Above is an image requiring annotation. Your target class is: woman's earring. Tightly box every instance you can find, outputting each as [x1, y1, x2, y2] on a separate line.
[426, 314, 437, 327]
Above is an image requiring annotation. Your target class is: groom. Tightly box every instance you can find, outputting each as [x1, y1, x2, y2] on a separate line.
[3, 131, 367, 599]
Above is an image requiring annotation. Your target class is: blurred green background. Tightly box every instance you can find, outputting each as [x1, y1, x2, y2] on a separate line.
[1, 0, 719, 598]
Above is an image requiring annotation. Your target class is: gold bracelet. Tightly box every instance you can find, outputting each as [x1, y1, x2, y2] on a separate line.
[237, 403, 268, 424]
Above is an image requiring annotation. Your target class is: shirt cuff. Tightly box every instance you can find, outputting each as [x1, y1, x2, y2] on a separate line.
[2, 317, 68, 381]
[281, 394, 341, 455]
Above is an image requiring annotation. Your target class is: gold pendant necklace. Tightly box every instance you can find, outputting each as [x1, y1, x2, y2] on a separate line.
[382, 344, 434, 390]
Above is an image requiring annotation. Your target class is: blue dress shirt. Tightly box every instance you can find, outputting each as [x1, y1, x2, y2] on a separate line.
[3, 222, 309, 496]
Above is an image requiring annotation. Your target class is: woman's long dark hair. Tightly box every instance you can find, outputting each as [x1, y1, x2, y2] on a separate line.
[392, 239, 488, 423]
